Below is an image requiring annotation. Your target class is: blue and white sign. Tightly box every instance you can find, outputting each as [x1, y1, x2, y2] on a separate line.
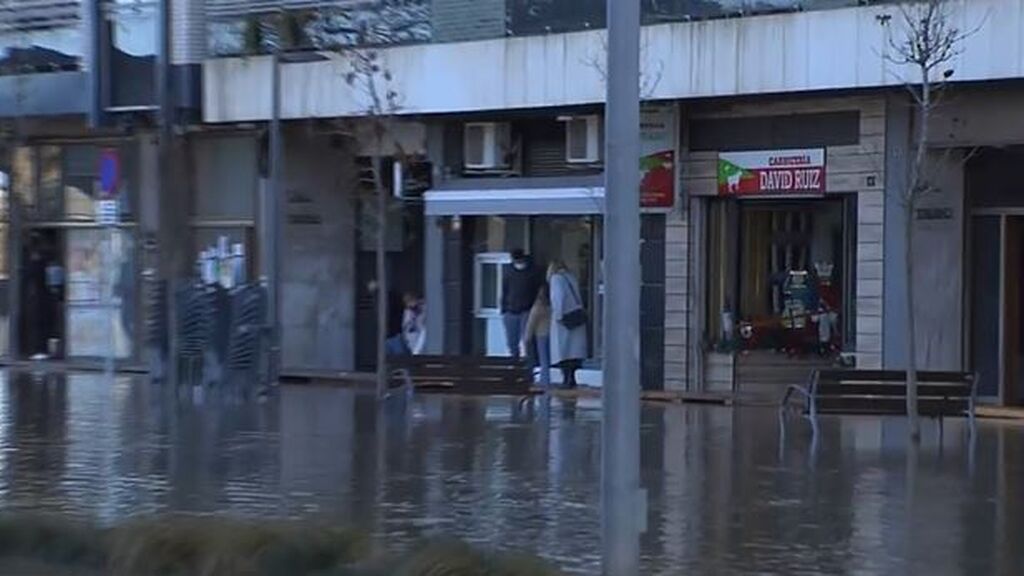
[96, 199, 119, 226]
[99, 149, 120, 198]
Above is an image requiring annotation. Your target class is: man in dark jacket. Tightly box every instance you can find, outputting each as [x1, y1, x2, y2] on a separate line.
[502, 249, 543, 359]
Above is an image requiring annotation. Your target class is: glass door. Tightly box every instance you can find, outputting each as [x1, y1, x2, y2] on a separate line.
[970, 214, 1024, 404]
[65, 227, 134, 359]
[473, 252, 511, 357]
[1005, 217, 1024, 405]
[970, 215, 1002, 400]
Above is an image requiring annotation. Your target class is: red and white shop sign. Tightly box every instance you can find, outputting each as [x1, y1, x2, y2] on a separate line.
[717, 149, 826, 197]
[640, 107, 676, 210]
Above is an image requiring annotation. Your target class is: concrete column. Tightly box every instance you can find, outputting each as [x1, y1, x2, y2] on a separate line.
[424, 123, 446, 354]
[424, 216, 445, 354]
[83, 0, 104, 127]
[882, 94, 911, 368]
[688, 197, 706, 392]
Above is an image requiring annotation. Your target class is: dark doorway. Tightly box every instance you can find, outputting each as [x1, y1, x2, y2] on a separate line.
[19, 229, 64, 359]
[969, 214, 1024, 405]
[1006, 216, 1024, 405]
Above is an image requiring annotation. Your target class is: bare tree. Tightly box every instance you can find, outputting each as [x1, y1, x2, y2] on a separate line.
[343, 39, 404, 401]
[883, 0, 972, 441]
[582, 31, 664, 100]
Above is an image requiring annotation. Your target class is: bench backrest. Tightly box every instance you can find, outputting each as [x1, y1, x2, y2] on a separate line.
[813, 369, 975, 399]
[393, 355, 527, 370]
[392, 355, 533, 395]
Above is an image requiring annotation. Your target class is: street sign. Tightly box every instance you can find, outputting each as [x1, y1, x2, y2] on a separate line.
[99, 149, 120, 198]
[96, 199, 119, 226]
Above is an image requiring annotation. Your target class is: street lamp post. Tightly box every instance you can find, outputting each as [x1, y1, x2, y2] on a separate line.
[602, 0, 643, 574]
[266, 48, 283, 385]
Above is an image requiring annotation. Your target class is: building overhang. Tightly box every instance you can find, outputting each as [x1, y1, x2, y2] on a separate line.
[424, 176, 605, 216]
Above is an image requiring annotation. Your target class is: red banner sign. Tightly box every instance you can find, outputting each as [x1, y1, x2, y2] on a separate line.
[718, 149, 826, 196]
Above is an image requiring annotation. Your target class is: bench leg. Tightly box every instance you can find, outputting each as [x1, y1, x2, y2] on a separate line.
[808, 395, 820, 439]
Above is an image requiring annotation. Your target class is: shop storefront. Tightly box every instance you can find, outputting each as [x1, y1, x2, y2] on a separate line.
[967, 147, 1024, 405]
[8, 141, 141, 361]
[705, 149, 855, 359]
[423, 106, 675, 388]
[465, 214, 602, 359]
[671, 98, 886, 396]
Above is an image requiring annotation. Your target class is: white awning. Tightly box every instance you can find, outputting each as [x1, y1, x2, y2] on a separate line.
[424, 186, 605, 216]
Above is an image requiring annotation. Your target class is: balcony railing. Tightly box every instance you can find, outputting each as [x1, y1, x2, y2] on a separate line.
[0, 0, 83, 74]
[206, 0, 901, 57]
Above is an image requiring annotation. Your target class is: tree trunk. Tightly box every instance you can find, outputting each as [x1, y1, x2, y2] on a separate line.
[374, 156, 389, 400]
[903, 203, 921, 441]
[905, 67, 931, 443]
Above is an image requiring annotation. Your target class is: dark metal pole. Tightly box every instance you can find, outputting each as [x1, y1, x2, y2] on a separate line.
[602, 0, 642, 572]
[152, 0, 171, 377]
[155, 0, 170, 138]
[267, 50, 282, 383]
[85, 0, 103, 128]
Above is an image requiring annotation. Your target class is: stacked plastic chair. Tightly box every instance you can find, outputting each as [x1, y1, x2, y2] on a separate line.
[174, 282, 215, 389]
[225, 284, 268, 398]
[144, 278, 168, 382]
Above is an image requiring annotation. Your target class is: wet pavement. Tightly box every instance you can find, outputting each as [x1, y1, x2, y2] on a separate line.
[0, 370, 1021, 574]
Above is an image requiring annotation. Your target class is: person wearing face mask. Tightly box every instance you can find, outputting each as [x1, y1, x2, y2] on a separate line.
[502, 249, 544, 359]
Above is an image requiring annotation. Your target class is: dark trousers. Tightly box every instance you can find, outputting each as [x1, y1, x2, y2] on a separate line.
[503, 312, 529, 358]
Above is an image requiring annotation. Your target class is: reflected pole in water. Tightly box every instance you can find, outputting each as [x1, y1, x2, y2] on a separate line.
[602, 0, 642, 573]
[265, 46, 283, 385]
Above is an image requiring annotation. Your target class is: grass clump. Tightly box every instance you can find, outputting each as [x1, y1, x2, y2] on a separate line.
[0, 515, 561, 576]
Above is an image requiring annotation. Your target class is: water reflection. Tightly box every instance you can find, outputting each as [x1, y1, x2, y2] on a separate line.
[0, 370, 1019, 574]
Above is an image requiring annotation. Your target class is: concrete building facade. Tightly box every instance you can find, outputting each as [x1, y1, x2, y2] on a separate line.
[196, 0, 1024, 401]
[6, 0, 1024, 403]
[0, 0, 203, 365]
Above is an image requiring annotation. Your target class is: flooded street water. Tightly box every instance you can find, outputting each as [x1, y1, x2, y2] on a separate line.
[0, 370, 1021, 574]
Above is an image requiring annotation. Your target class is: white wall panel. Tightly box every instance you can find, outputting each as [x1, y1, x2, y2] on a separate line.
[205, 0, 1024, 122]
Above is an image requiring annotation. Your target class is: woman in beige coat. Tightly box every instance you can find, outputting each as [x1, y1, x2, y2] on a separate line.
[547, 260, 587, 388]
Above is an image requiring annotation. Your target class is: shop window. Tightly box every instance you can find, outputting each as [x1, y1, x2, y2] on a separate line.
[192, 226, 256, 283]
[11, 142, 141, 360]
[705, 200, 737, 347]
[37, 145, 62, 221]
[706, 198, 847, 356]
[16, 144, 138, 223]
[191, 136, 258, 277]
[193, 137, 258, 221]
[12, 147, 34, 212]
[63, 145, 99, 220]
[474, 216, 529, 253]
[65, 228, 135, 358]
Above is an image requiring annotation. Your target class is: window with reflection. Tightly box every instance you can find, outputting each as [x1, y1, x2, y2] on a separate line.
[16, 144, 138, 223]
[0, 0, 83, 75]
[12, 141, 141, 360]
[104, 0, 157, 107]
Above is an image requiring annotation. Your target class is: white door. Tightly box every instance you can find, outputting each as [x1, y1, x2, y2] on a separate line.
[474, 252, 512, 356]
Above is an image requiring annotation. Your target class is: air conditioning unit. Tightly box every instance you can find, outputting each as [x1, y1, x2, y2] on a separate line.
[564, 115, 601, 164]
[464, 122, 512, 170]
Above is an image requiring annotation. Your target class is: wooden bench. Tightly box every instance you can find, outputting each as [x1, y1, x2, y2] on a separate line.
[390, 355, 536, 397]
[780, 369, 978, 435]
